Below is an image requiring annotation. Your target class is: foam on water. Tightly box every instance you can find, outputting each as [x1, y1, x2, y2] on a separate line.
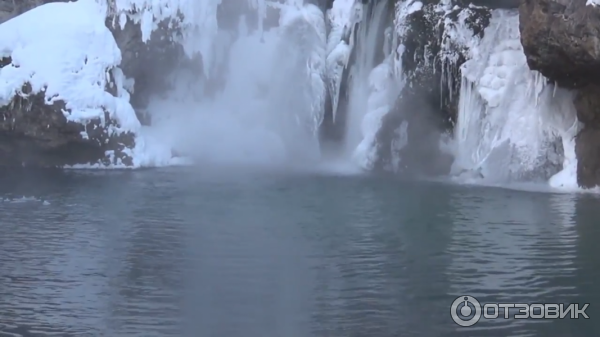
[0, 196, 50, 205]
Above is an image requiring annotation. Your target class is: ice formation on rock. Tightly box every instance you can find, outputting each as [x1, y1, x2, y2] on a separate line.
[452, 9, 579, 187]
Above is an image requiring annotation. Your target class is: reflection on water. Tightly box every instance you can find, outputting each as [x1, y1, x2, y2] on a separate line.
[0, 168, 599, 336]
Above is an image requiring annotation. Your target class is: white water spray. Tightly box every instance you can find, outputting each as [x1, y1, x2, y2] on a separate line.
[143, 1, 327, 169]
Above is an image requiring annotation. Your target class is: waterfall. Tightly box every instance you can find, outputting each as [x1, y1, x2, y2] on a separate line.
[105, 0, 584, 186]
[451, 9, 579, 187]
[142, 0, 327, 169]
[329, 0, 395, 166]
[352, 26, 401, 170]
[343, 0, 388, 155]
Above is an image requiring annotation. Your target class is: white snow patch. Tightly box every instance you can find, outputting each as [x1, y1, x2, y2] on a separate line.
[0, 0, 140, 133]
[406, 1, 423, 14]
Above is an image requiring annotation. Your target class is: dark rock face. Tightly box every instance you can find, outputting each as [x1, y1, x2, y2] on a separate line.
[519, 0, 600, 88]
[574, 84, 600, 187]
[375, 0, 491, 175]
[108, 16, 187, 122]
[519, 0, 600, 187]
[575, 127, 600, 187]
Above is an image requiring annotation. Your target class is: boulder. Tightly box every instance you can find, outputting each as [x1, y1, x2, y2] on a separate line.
[519, 0, 600, 187]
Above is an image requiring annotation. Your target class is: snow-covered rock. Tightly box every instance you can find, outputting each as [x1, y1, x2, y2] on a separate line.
[0, 0, 138, 167]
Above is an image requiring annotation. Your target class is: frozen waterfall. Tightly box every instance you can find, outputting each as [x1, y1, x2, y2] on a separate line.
[322, 0, 400, 169]
[33, 0, 581, 189]
[137, 0, 581, 188]
[450, 9, 579, 188]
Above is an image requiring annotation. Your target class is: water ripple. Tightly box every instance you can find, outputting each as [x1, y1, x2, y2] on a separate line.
[0, 171, 598, 336]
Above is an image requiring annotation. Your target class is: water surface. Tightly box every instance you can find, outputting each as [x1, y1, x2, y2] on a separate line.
[0, 167, 598, 336]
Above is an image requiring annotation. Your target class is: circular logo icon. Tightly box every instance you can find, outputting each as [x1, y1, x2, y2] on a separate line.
[450, 295, 482, 327]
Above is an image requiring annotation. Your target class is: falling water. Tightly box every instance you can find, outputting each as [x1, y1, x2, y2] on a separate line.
[144, 0, 327, 169]
[342, 0, 391, 160]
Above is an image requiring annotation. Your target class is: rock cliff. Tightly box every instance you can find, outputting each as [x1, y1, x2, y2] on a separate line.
[519, 0, 600, 187]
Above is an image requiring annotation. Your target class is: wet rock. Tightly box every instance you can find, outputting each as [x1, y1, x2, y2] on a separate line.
[573, 84, 600, 126]
[575, 127, 600, 188]
[573, 84, 600, 187]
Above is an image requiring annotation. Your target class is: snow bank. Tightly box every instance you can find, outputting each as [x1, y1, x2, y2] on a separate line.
[0, 0, 140, 134]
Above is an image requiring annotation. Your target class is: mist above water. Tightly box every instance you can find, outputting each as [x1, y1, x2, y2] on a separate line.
[130, 1, 588, 193]
[144, 2, 327, 171]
